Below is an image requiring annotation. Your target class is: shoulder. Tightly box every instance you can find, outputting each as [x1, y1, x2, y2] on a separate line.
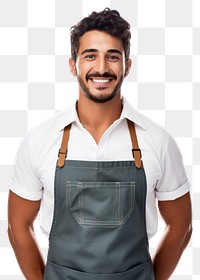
[138, 113, 173, 165]
[123, 97, 171, 152]
[141, 112, 168, 137]
[128, 109, 170, 153]
[122, 97, 172, 157]
[26, 104, 76, 144]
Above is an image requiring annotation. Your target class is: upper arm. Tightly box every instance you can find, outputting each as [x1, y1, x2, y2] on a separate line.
[156, 135, 190, 201]
[158, 192, 192, 231]
[9, 133, 43, 201]
[8, 190, 41, 231]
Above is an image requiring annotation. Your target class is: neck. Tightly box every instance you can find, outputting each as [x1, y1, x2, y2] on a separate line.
[76, 94, 123, 143]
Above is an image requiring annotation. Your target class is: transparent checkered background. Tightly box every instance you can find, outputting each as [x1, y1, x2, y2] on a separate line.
[0, 0, 199, 279]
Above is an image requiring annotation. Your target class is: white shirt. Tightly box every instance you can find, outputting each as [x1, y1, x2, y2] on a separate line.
[9, 97, 190, 238]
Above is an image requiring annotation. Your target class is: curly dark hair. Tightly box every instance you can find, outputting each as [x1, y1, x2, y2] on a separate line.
[70, 8, 131, 62]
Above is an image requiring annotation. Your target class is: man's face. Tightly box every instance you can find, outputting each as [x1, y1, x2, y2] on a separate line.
[69, 30, 131, 103]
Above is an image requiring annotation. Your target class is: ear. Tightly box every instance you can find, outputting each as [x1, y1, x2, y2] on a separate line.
[69, 58, 77, 77]
[124, 59, 132, 77]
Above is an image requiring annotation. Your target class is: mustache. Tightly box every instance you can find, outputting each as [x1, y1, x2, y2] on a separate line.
[86, 72, 117, 80]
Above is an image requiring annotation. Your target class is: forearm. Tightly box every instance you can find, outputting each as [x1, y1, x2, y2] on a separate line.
[152, 225, 192, 280]
[8, 227, 45, 280]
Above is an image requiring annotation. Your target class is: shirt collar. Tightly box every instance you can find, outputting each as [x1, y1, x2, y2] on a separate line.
[58, 97, 147, 132]
[57, 102, 78, 132]
[120, 97, 147, 129]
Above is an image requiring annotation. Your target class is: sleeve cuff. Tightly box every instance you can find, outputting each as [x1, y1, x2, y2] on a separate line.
[9, 180, 43, 201]
[156, 180, 190, 201]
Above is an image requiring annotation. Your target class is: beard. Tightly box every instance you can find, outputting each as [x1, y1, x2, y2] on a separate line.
[77, 72, 124, 104]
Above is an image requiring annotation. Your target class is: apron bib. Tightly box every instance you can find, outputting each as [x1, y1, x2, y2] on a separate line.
[44, 120, 154, 280]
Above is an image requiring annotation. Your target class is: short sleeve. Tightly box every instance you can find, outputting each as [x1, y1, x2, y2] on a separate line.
[155, 135, 190, 201]
[9, 133, 43, 201]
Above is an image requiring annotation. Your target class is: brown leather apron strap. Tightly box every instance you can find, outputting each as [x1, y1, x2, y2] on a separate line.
[57, 124, 71, 167]
[57, 120, 142, 169]
[127, 119, 142, 169]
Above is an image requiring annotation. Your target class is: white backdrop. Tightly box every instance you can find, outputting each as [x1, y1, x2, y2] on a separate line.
[0, 0, 199, 279]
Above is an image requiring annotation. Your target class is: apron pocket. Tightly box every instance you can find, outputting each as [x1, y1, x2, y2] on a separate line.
[66, 181, 135, 226]
[44, 259, 154, 280]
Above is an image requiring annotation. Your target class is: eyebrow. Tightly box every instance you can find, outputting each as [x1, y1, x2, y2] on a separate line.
[81, 49, 122, 56]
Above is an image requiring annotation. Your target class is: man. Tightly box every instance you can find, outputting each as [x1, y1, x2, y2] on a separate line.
[8, 8, 192, 280]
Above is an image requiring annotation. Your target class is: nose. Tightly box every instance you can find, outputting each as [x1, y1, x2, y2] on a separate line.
[94, 57, 108, 74]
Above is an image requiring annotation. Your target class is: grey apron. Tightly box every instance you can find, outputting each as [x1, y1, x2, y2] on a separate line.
[44, 119, 154, 280]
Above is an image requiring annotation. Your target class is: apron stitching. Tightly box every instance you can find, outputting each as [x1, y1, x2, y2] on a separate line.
[65, 165, 135, 170]
[66, 181, 136, 226]
[68, 182, 134, 187]
[116, 182, 120, 223]
[78, 182, 83, 224]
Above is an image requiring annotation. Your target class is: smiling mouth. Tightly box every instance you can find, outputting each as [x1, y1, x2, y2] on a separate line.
[89, 78, 114, 86]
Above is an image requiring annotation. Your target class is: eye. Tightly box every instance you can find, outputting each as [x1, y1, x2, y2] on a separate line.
[85, 54, 95, 60]
[107, 55, 119, 61]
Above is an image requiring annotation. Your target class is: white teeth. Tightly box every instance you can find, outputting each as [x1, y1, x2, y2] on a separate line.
[92, 79, 110, 83]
